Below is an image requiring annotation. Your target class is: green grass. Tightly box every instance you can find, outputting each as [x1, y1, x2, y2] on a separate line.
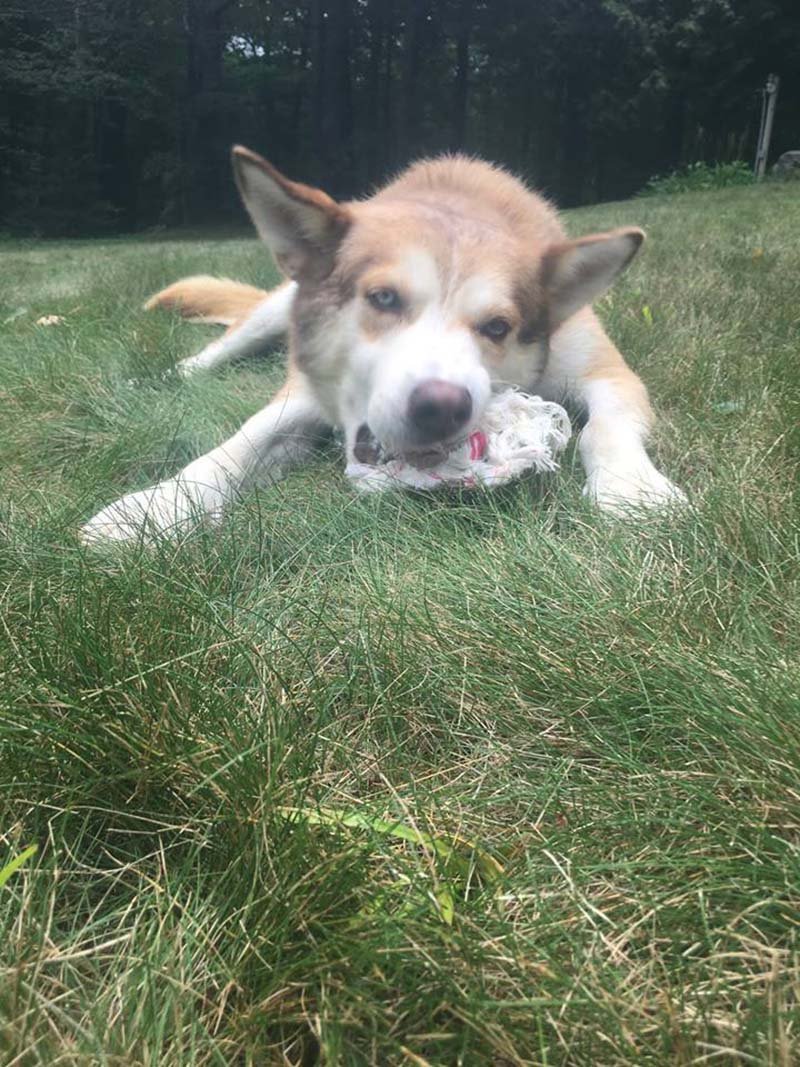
[1, 181, 799, 1065]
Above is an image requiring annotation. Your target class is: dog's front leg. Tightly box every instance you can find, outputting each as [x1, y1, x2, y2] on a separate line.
[578, 373, 686, 514]
[177, 282, 297, 377]
[82, 382, 328, 544]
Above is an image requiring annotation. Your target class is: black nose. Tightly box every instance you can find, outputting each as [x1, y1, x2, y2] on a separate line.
[407, 379, 473, 442]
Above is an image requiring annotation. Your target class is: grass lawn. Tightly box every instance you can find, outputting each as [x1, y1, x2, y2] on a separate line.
[1, 180, 799, 1065]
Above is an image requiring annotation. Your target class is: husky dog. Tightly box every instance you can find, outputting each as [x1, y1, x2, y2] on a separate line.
[82, 148, 684, 542]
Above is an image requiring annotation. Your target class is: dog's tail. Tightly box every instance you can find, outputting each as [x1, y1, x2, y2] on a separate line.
[144, 275, 269, 326]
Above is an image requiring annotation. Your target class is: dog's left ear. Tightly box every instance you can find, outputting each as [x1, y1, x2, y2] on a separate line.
[542, 227, 644, 331]
[232, 146, 352, 279]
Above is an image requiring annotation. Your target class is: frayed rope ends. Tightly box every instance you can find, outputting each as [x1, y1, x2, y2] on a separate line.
[346, 389, 572, 493]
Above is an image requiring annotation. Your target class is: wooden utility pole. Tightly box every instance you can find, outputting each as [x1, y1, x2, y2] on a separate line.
[754, 74, 779, 179]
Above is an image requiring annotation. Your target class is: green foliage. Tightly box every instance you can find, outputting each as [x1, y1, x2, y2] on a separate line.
[0, 845, 37, 889]
[641, 160, 756, 196]
[1, 184, 800, 1062]
[279, 805, 504, 926]
[1, 0, 799, 233]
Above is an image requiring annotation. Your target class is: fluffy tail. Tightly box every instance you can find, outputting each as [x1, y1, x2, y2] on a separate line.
[144, 275, 269, 326]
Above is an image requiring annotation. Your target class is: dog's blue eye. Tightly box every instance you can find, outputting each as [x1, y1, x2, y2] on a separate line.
[367, 287, 402, 312]
[480, 317, 512, 341]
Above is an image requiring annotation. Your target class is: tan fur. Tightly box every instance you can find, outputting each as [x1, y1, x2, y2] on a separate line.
[574, 310, 652, 419]
[146, 159, 652, 427]
[154, 157, 653, 431]
[381, 156, 563, 240]
[144, 275, 270, 326]
[80, 151, 682, 545]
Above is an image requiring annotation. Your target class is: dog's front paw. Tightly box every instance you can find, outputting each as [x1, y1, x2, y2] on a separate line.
[176, 354, 210, 379]
[176, 340, 225, 378]
[584, 459, 687, 516]
[81, 467, 228, 545]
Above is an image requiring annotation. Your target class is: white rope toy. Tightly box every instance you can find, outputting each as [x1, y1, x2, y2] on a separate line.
[346, 389, 572, 492]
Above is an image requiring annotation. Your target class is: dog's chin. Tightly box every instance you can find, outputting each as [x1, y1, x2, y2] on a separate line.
[370, 424, 476, 468]
[398, 426, 475, 468]
[400, 443, 450, 469]
[367, 411, 480, 468]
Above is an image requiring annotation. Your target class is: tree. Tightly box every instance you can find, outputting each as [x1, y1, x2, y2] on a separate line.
[1, 0, 798, 234]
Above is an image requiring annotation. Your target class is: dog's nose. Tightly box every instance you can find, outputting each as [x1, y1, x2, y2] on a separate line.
[407, 379, 473, 442]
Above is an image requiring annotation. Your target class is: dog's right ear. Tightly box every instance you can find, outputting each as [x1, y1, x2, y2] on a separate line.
[232, 146, 351, 279]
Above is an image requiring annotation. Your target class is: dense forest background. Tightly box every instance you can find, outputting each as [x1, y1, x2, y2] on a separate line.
[1, 0, 798, 236]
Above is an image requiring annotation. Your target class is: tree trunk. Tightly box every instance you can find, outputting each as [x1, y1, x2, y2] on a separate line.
[558, 74, 588, 205]
[365, 0, 385, 182]
[310, 0, 354, 195]
[381, 0, 396, 171]
[182, 0, 235, 221]
[397, 0, 427, 161]
[452, 0, 474, 148]
[288, 7, 311, 165]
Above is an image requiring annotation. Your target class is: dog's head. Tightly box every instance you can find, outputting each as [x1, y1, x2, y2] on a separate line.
[233, 147, 643, 458]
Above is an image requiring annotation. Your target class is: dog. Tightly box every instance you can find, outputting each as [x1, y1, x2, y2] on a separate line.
[81, 147, 685, 543]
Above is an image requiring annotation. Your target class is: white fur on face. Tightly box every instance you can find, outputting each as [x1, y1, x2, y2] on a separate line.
[397, 248, 442, 304]
[348, 310, 492, 453]
[335, 249, 495, 452]
[453, 273, 512, 323]
[308, 247, 552, 453]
